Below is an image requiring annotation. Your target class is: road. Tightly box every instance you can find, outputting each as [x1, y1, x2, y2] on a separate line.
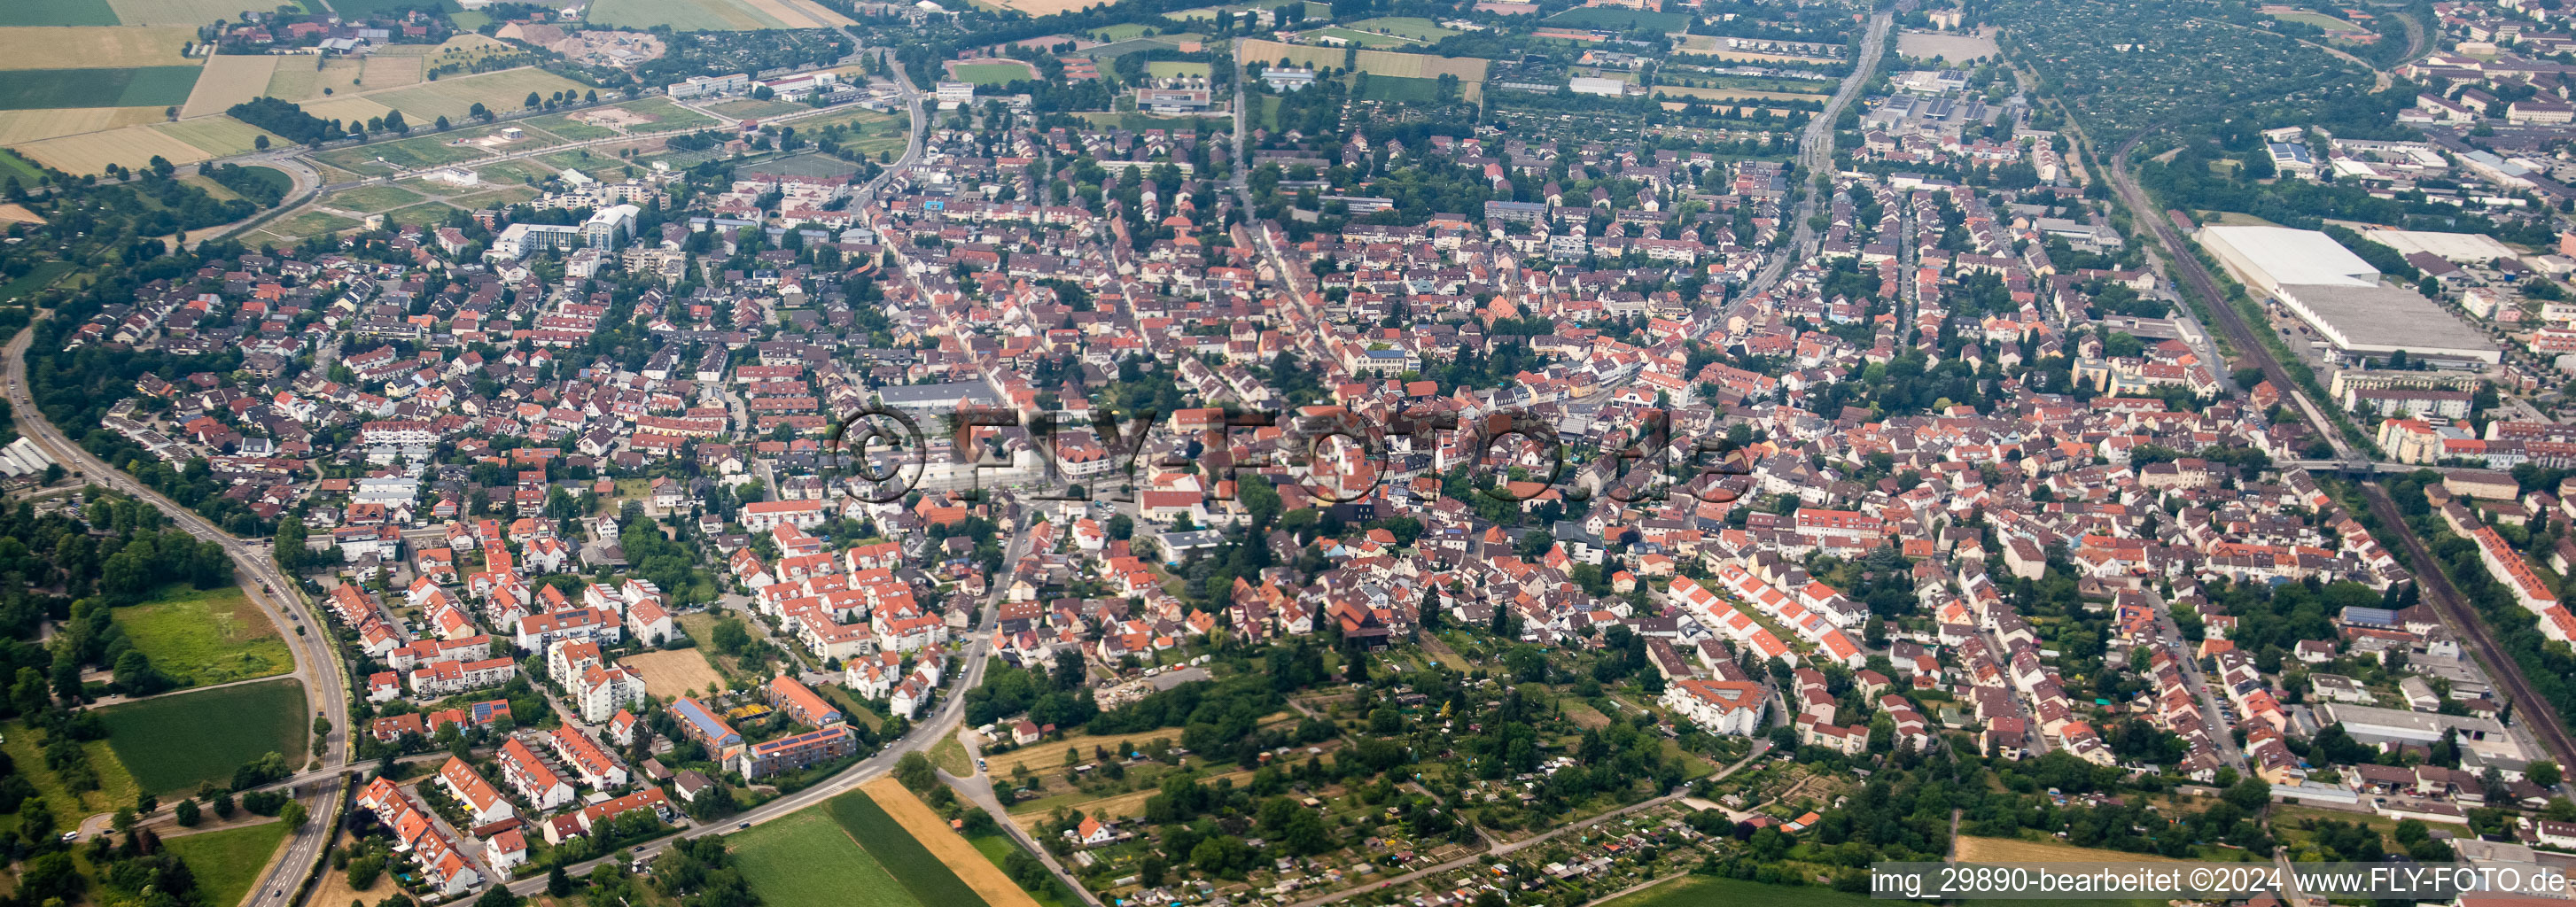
[2357, 482, 2576, 771]
[1739, 12, 1890, 301]
[3, 321, 352, 907]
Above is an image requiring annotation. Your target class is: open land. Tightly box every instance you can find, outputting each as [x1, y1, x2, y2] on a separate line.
[948, 60, 1039, 86]
[0, 108, 167, 146]
[1545, 6, 1691, 30]
[619, 647, 727, 700]
[0, 719, 140, 824]
[106, 0, 276, 26]
[2269, 11, 2364, 30]
[1896, 28, 2004, 60]
[181, 56, 280, 118]
[1348, 16, 1459, 39]
[586, 0, 853, 31]
[13, 118, 283, 174]
[857, 779, 1039, 907]
[1952, 835, 2193, 864]
[97, 678, 307, 795]
[165, 819, 292, 907]
[0, 0, 122, 27]
[0, 66, 200, 112]
[1145, 61, 1213, 78]
[0, 27, 198, 69]
[111, 585, 292, 686]
[728, 808, 920, 907]
[1235, 38, 1488, 97]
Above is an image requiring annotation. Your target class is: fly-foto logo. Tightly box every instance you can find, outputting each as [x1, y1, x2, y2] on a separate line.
[819, 404, 1755, 507]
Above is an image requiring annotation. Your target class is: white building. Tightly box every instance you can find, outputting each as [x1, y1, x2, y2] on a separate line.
[1662, 678, 1767, 735]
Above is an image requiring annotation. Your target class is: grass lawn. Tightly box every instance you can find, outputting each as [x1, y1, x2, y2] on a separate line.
[1144, 61, 1211, 79]
[0, 260, 78, 305]
[2269, 10, 2362, 30]
[1313, 27, 1415, 47]
[964, 834, 1073, 907]
[313, 133, 485, 173]
[0, 0, 121, 27]
[111, 585, 292, 686]
[929, 733, 970, 777]
[617, 97, 720, 133]
[385, 201, 458, 228]
[1354, 74, 1444, 102]
[321, 182, 425, 213]
[1545, 5, 1690, 30]
[0, 149, 44, 184]
[728, 809, 919, 907]
[523, 112, 617, 141]
[165, 819, 290, 907]
[1348, 16, 1459, 39]
[97, 678, 307, 795]
[950, 63, 1035, 86]
[704, 98, 809, 120]
[826, 792, 989, 907]
[0, 66, 199, 111]
[0, 721, 142, 827]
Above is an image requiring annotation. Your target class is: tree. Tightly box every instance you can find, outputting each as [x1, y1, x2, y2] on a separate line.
[435, 115, 450, 131]
[548, 865, 573, 898]
[475, 885, 522, 907]
[253, 134, 268, 150]
[524, 92, 542, 109]
[2534, 761, 2564, 788]
[894, 751, 937, 792]
[174, 799, 200, 826]
[279, 801, 307, 828]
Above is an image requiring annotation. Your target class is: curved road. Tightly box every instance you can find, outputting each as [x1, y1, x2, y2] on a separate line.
[3, 321, 352, 907]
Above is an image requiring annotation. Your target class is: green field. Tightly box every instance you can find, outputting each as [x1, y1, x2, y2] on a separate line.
[0, 149, 44, 183]
[949, 63, 1032, 86]
[0, 66, 200, 111]
[386, 201, 459, 228]
[0, 0, 121, 26]
[0, 720, 141, 828]
[826, 792, 989, 907]
[1145, 61, 1212, 79]
[704, 98, 810, 120]
[323, 183, 425, 212]
[166, 820, 291, 907]
[2270, 10, 2364, 30]
[522, 112, 617, 141]
[1348, 16, 1459, 39]
[617, 97, 720, 133]
[965, 834, 1072, 907]
[1355, 74, 1444, 102]
[1545, 6, 1691, 30]
[0, 260, 79, 305]
[312, 132, 487, 172]
[111, 585, 292, 686]
[97, 678, 307, 795]
[731, 809, 920, 907]
[1313, 27, 1416, 48]
[1600, 879, 2168, 907]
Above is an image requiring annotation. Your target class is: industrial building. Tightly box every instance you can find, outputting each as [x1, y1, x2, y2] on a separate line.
[2198, 225, 2500, 367]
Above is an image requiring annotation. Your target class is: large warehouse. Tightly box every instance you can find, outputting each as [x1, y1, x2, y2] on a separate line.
[2199, 224, 2501, 367]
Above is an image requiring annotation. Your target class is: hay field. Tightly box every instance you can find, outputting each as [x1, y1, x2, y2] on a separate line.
[859, 779, 1043, 907]
[619, 648, 725, 699]
[0, 27, 198, 69]
[106, 0, 267, 26]
[294, 96, 399, 128]
[17, 122, 208, 172]
[740, 0, 854, 27]
[0, 0, 121, 27]
[363, 67, 589, 123]
[153, 118, 282, 157]
[1235, 37, 1488, 97]
[0, 66, 200, 111]
[263, 58, 423, 104]
[180, 55, 277, 118]
[0, 107, 164, 144]
[1953, 836, 2191, 864]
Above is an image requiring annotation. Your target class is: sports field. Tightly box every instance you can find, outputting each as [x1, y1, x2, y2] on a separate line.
[729, 809, 919, 907]
[586, 0, 854, 30]
[166, 820, 292, 907]
[951, 62, 1038, 86]
[0, 66, 200, 112]
[0, 27, 197, 70]
[1235, 38, 1488, 98]
[0, 0, 121, 27]
[616, 97, 721, 133]
[0, 107, 166, 145]
[97, 677, 307, 794]
[1355, 74, 1447, 102]
[111, 585, 292, 686]
[311, 133, 486, 173]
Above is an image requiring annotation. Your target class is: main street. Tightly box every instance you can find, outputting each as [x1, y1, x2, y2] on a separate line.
[1738, 12, 1890, 301]
[3, 322, 352, 907]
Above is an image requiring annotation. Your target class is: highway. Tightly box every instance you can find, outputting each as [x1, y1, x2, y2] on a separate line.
[2, 322, 353, 907]
[1737, 12, 1890, 301]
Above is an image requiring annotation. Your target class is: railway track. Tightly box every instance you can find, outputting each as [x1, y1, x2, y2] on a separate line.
[2358, 482, 2576, 771]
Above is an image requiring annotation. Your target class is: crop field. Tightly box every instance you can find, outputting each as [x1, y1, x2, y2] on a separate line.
[111, 585, 291, 686]
[849, 779, 1036, 907]
[1235, 39, 1488, 97]
[977, 0, 1109, 13]
[587, 0, 852, 30]
[950, 62, 1039, 86]
[0, 107, 166, 145]
[17, 123, 208, 174]
[1355, 74, 1446, 101]
[729, 809, 919, 907]
[181, 55, 280, 118]
[362, 67, 590, 123]
[1146, 61, 1212, 79]
[619, 648, 726, 699]
[99, 678, 306, 794]
[109, 0, 276, 24]
[263, 57, 424, 104]
[152, 118, 281, 158]
[0, 66, 200, 112]
[1953, 835, 2191, 864]
[0, 0, 121, 27]
[292, 96, 399, 130]
[166, 820, 291, 907]
[1545, 6, 1690, 30]
[0, 27, 197, 70]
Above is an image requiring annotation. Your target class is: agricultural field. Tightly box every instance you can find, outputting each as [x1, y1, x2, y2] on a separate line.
[165, 819, 291, 907]
[362, 67, 593, 124]
[0, 27, 198, 70]
[106, 0, 273, 26]
[1348, 17, 1459, 40]
[1235, 39, 1487, 97]
[181, 55, 280, 118]
[1952, 835, 2192, 864]
[965, 834, 1075, 907]
[0, 107, 166, 146]
[263, 56, 424, 104]
[1544, 6, 1690, 31]
[619, 647, 726, 700]
[585, 0, 853, 31]
[110, 585, 292, 686]
[1354, 74, 1445, 102]
[704, 97, 813, 120]
[950, 62, 1039, 86]
[0, 0, 122, 27]
[728, 808, 919, 907]
[1895, 28, 2002, 61]
[851, 779, 1037, 907]
[974, 0, 1109, 13]
[96, 678, 307, 795]
[292, 96, 400, 130]
[322, 182, 425, 213]
[0, 66, 200, 112]
[15, 122, 214, 174]
[150, 118, 282, 158]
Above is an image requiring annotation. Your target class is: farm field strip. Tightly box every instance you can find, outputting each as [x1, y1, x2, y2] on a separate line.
[181, 55, 279, 118]
[106, 0, 268, 25]
[0, 66, 201, 112]
[0, 27, 199, 69]
[856, 779, 1038, 907]
[0, 107, 167, 145]
[0, 0, 121, 27]
[728, 808, 920, 907]
[17, 123, 212, 174]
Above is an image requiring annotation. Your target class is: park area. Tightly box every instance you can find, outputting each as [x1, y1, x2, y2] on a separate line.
[110, 585, 293, 686]
[97, 677, 307, 795]
[585, 0, 853, 30]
